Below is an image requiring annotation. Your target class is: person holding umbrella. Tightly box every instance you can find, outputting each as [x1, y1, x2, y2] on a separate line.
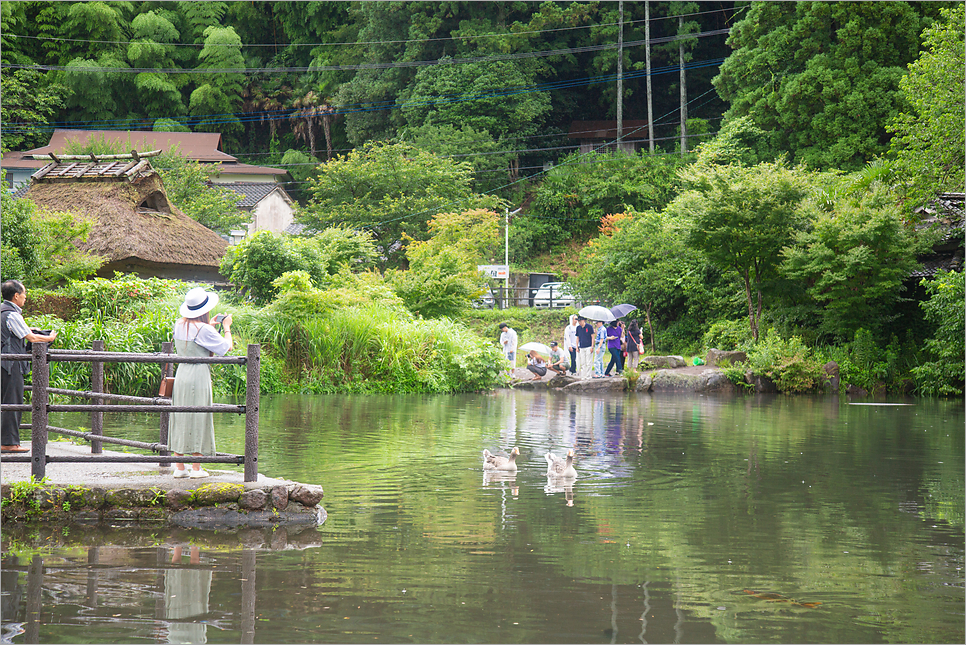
[604, 320, 624, 376]
[575, 317, 595, 378]
[593, 320, 607, 377]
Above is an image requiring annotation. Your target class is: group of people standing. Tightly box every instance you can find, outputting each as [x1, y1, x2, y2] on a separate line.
[499, 315, 644, 382]
[564, 314, 643, 379]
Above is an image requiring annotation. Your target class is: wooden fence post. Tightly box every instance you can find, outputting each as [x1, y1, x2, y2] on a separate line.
[90, 339, 104, 454]
[244, 344, 260, 482]
[158, 341, 173, 468]
[30, 341, 49, 480]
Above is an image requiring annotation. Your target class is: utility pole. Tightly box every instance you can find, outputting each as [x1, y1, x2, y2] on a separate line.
[504, 207, 520, 309]
[645, 1, 654, 153]
[617, 0, 623, 152]
[679, 14, 687, 155]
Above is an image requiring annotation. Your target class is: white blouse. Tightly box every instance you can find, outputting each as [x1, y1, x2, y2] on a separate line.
[173, 320, 231, 356]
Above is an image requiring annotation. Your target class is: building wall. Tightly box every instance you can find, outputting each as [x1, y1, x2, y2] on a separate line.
[210, 173, 279, 183]
[4, 168, 36, 189]
[251, 193, 295, 234]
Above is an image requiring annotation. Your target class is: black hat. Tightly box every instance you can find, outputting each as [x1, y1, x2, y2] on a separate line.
[550, 341, 558, 346]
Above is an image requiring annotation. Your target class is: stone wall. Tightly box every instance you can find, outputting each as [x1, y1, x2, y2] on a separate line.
[1, 481, 325, 529]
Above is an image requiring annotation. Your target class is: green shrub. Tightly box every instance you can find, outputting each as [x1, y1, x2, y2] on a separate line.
[913, 270, 965, 395]
[746, 329, 824, 393]
[703, 319, 753, 351]
[63, 273, 181, 320]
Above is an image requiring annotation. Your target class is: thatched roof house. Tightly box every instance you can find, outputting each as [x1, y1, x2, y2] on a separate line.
[21, 152, 227, 282]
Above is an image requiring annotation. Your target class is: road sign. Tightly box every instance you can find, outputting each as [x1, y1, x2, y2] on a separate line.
[478, 265, 509, 279]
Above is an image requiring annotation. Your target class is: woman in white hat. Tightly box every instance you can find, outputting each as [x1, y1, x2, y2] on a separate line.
[169, 287, 233, 478]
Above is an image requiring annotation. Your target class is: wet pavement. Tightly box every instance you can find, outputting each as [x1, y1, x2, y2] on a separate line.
[0, 441, 288, 490]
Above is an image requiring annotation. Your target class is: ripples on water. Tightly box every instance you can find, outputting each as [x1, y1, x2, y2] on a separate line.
[3, 391, 963, 643]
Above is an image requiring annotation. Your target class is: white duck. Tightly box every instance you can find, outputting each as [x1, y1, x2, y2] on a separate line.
[545, 449, 577, 478]
[482, 447, 520, 472]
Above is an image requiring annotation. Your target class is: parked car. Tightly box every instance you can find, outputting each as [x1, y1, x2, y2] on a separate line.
[472, 285, 497, 309]
[533, 282, 575, 308]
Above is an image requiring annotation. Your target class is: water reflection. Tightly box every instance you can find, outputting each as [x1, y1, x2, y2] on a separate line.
[9, 392, 964, 644]
[164, 546, 212, 644]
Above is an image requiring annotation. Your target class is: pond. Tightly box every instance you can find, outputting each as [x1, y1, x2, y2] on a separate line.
[2, 391, 964, 643]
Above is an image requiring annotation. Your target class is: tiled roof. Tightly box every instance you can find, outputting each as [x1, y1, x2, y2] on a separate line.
[283, 222, 308, 235]
[213, 182, 293, 210]
[910, 253, 963, 278]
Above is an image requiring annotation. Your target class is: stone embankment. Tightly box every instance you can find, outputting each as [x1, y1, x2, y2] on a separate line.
[509, 354, 740, 393]
[1, 442, 326, 529]
[1, 479, 326, 529]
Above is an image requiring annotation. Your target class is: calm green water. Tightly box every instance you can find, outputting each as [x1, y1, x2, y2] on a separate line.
[3, 391, 964, 643]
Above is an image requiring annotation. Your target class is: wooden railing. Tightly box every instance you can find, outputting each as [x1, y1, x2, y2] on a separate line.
[0, 342, 260, 482]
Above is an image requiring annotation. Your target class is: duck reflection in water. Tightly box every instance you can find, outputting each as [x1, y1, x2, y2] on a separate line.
[164, 546, 212, 644]
[482, 469, 518, 496]
[544, 477, 575, 506]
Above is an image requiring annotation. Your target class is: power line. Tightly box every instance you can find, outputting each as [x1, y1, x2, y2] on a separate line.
[301, 88, 718, 230]
[2, 5, 743, 49]
[3, 56, 725, 133]
[1, 28, 730, 75]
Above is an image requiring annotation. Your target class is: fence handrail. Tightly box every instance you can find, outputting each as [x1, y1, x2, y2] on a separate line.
[0, 342, 261, 482]
[2, 352, 247, 364]
[27, 385, 172, 405]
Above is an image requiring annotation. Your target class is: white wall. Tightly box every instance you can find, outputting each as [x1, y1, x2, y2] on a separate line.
[250, 192, 294, 234]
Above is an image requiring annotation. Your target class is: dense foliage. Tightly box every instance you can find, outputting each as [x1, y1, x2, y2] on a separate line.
[887, 4, 966, 208]
[4, 2, 963, 397]
[714, 1, 949, 170]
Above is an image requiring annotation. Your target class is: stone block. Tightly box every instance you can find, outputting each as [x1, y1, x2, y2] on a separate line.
[562, 378, 626, 392]
[705, 349, 748, 367]
[105, 488, 158, 507]
[67, 486, 107, 509]
[744, 371, 778, 393]
[636, 373, 653, 392]
[138, 507, 167, 522]
[34, 487, 67, 510]
[165, 489, 194, 511]
[642, 355, 686, 369]
[239, 489, 269, 510]
[289, 484, 324, 508]
[103, 508, 140, 522]
[272, 485, 289, 511]
[192, 483, 245, 506]
[547, 374, 581, 389]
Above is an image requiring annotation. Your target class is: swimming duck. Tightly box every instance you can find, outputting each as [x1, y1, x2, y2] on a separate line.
[545, 449, 577, 478]
[482, 447, 520, 471]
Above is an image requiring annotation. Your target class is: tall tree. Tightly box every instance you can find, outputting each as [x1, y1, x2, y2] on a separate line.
[188, 25, 246, 134]
[128, 10, 186, 116]
[713, 1, 942, 170]
[781, 186, 921, 342]
[299, 141, 498, 269]
[887, 4, 966, 209]
[0, 70, 69, 152]
[681, 160, 813, 341]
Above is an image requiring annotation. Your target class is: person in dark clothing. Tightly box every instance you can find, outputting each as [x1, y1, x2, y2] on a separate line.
[604, 321, 624, 376]
[625, 321, 643, 370]
[1, 280, 57, 452]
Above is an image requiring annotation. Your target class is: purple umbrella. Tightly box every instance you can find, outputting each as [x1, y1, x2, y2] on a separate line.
[610, 304, 638, 319]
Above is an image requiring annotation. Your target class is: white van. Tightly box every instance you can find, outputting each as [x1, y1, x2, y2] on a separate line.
[532, 282, 575, 308]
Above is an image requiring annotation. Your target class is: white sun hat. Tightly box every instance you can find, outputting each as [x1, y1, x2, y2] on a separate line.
[179, 287, 219, 318]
